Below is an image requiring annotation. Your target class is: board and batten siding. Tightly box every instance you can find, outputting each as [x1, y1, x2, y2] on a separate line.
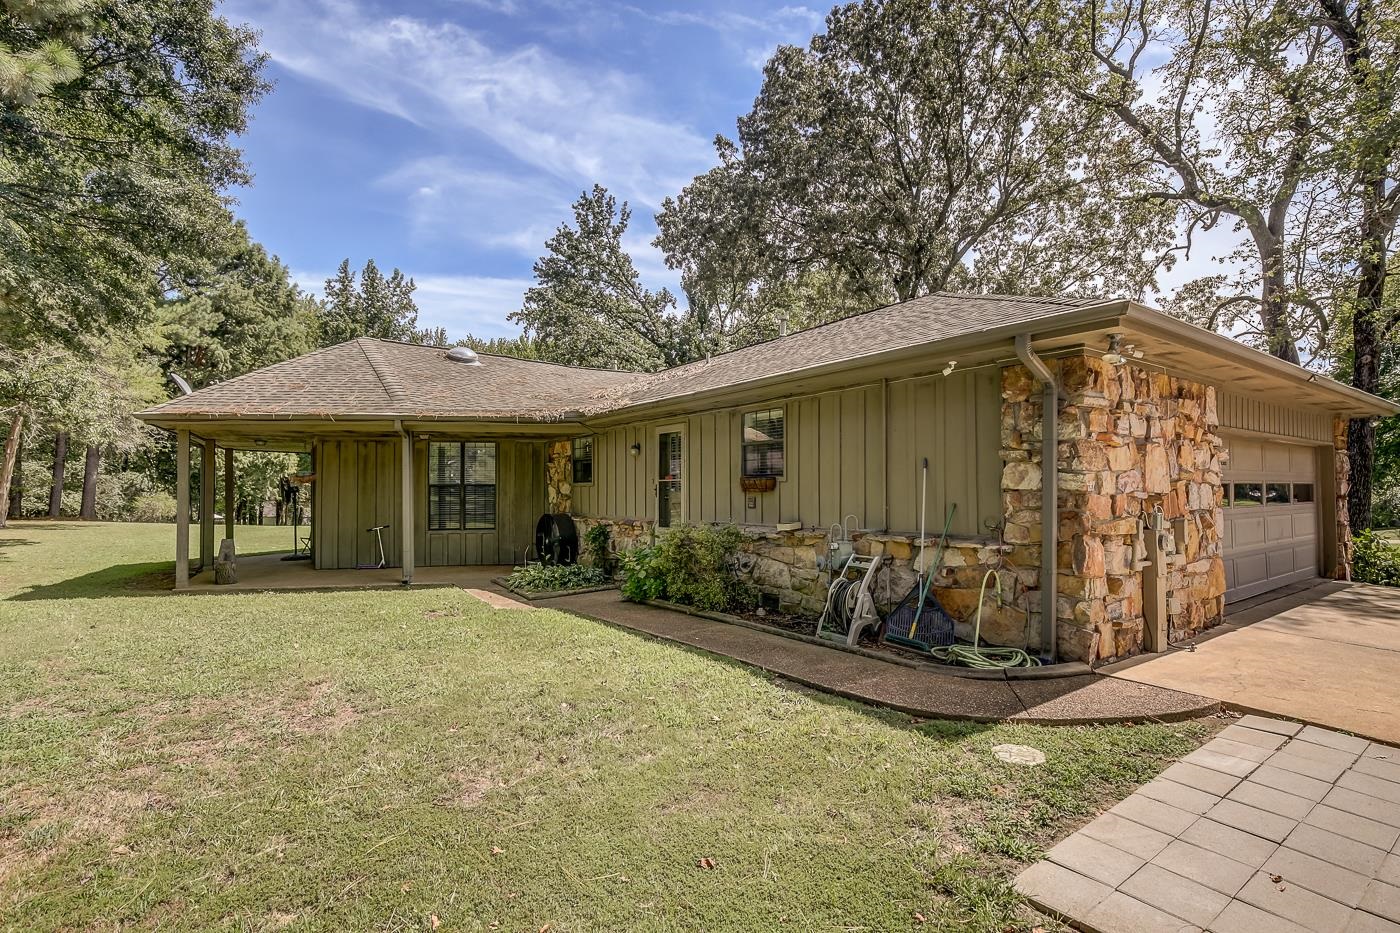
[314, 439, 404, 570]
[571, 367, 1002, 538]
[1216, 389, 1331, 443]
[413, 438, 545, 567]
[314, 436, 544, 569]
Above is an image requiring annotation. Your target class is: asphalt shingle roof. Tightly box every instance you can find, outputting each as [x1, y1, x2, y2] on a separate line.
[138, 292, 1106, 422]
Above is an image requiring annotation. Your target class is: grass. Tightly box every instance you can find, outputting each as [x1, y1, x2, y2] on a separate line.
[0, 521, 1218, 931]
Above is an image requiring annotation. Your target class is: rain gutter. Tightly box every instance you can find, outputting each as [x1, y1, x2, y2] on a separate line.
[1015, 334, 1059, 663]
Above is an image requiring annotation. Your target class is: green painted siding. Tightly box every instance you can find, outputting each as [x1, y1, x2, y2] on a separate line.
[571, 368, 1002, 537]
[314, 439, 403, 569]
[314, 436, 545, 568]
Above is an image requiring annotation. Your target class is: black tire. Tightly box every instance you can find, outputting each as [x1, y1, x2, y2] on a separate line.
[534, 513, 579, 566]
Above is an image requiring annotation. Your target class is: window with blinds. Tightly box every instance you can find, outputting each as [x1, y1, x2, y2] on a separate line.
[428, 441, 497, 530]
[572, 435, 593, 484]
[742, 408, 785, 477]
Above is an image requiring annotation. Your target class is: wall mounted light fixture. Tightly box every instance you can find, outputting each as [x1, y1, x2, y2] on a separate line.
[629, 442, 641, 457]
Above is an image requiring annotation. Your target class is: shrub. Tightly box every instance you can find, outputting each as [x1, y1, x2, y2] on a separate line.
[584, 522, 614, 575]
[127, 492, 178, 523]
[619, 523, 757, 613]
[1352, 529, 1400, 587]
[506, 563, 608, 593]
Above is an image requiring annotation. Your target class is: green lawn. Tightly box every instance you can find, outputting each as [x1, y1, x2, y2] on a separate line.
[0, 521, 1216, 931]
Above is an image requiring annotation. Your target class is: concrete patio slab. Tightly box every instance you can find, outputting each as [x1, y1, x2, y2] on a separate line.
[1105, 582, 1400, 745]
[1017, 717, 1400, 933]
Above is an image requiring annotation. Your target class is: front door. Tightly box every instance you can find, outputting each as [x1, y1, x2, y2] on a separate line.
[656, 426, 685, 528]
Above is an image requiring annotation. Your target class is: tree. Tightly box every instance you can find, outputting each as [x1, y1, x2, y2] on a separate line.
[316, 259, 433, 346]
[655, 0, 1174, 318]
[1052, 0, 1350, 363]
[1311, 0, 1400, 529]
[457, 334, 543, 361]
[512, 186, 686, 371]
[0, 0, 269, 346]
[155, 223, 319, 389]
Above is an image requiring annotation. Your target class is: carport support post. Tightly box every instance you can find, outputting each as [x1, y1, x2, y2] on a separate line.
[200, 439, 215, 574]
[223, 447, 235, 543]
[175, 429, 190, 589]
[399, 422, 414, 585]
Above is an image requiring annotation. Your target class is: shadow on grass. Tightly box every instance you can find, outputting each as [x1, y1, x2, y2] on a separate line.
[5, 547, 295, 601]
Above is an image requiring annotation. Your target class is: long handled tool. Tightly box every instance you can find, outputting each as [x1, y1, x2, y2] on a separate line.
[884, 459, 956, 650]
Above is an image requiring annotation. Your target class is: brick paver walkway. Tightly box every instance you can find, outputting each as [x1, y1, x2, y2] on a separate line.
[1016, 716, 1400, 932]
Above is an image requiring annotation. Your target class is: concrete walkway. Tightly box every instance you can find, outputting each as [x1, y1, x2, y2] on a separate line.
[1106, 582, 1400, 745]
[1016, 716, 1400, 933]
[541, 589, 1218, 724]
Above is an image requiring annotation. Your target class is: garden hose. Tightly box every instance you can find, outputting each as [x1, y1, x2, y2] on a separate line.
[929, 569, 1040, 669]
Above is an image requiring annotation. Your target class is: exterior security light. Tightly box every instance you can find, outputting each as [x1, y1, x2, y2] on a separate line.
[1102, 334, 1127, 366]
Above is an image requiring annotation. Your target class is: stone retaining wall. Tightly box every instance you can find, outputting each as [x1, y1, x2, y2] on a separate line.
[569, 515, 1035, 649]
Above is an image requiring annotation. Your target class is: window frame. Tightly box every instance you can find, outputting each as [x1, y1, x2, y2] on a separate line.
[571, 435, 594, 486]
[427, 440, 498, 532]
[741, 406, 786, 479]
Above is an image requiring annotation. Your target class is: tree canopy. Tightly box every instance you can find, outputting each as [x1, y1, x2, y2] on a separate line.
[0, 0, 268, 347]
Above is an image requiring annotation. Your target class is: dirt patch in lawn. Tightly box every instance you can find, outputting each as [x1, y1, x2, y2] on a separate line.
[440, 759, 546, 809]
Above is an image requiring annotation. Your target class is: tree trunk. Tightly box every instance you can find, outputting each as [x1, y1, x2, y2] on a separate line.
[1347, 184, 1389, 531]
[48, 430, 68, 517]
[79, 444, 100, 520]
[8, 433, 21, 520]
[0, 411, 23, 529]
[1258, 238, 1302, 364]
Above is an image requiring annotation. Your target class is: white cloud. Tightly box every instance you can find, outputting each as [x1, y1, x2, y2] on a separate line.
[230, 0, 711, 209]
[375, 156, 568, 254]
[626, 4, 824, 71]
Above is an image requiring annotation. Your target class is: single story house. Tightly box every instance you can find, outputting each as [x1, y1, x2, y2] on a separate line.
[137, 292, 1398, 664]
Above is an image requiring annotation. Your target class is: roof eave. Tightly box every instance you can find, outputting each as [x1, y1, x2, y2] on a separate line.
[1121, 303, 1400, 417]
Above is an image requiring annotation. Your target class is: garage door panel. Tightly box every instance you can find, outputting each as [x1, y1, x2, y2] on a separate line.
[1267, 548, 1296, 577]
[1231, 516, 1265, 547]
[1224, 436, 1320, 604]
[1265, 514, 1295, 542]
[1264, 444, 1294, 472]
[1231, 439, 1263, 472]
[1232, 553, 1269, 589]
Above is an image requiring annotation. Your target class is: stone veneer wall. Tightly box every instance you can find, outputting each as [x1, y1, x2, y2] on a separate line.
[1009, 354, 1228, 663]
[550, 354, 1235, 664]
[546, 439, 572, 515]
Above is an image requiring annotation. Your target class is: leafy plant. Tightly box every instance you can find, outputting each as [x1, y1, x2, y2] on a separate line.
[584, 522, 613, 575]
[506, 563, 608, 594]
[1352, 529, 1400, 587]
[619, 523, 757, 613]
[619, 544, 665, 603]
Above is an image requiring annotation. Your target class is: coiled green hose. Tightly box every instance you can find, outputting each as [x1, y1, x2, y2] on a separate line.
[928, 569, 1040, 669]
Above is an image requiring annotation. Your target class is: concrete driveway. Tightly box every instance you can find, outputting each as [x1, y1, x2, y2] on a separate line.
[1107, 582, 1400, 745]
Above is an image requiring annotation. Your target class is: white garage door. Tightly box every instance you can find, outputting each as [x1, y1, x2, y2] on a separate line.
[1223, 437, 1321, 602]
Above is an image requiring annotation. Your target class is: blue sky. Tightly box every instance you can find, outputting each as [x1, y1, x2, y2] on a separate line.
[224, 0, 828, 341]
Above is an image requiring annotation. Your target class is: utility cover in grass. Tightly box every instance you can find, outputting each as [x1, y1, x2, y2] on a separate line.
[992, 744, 1046, 766]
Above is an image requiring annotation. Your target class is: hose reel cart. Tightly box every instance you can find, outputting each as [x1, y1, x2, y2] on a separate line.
[815, 550, 886, 647]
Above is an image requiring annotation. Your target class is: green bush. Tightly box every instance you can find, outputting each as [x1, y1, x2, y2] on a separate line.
[127, 492, 178, 523]
[619, 523, 757, 613]
[505, 563, 609, 593]
[1352, 529, 1400, 587]
[584, 522, 614, 575]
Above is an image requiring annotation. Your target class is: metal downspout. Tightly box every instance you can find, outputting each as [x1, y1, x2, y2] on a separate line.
[1015, 335, 1058, 662]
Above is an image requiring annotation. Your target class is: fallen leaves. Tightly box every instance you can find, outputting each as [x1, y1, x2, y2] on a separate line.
[430, 915, 441, 930]
[697, 857, 716, 870]
[490, 846, 505, 856]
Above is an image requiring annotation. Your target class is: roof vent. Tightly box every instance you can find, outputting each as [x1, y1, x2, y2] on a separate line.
[445, 346, 482, 366]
